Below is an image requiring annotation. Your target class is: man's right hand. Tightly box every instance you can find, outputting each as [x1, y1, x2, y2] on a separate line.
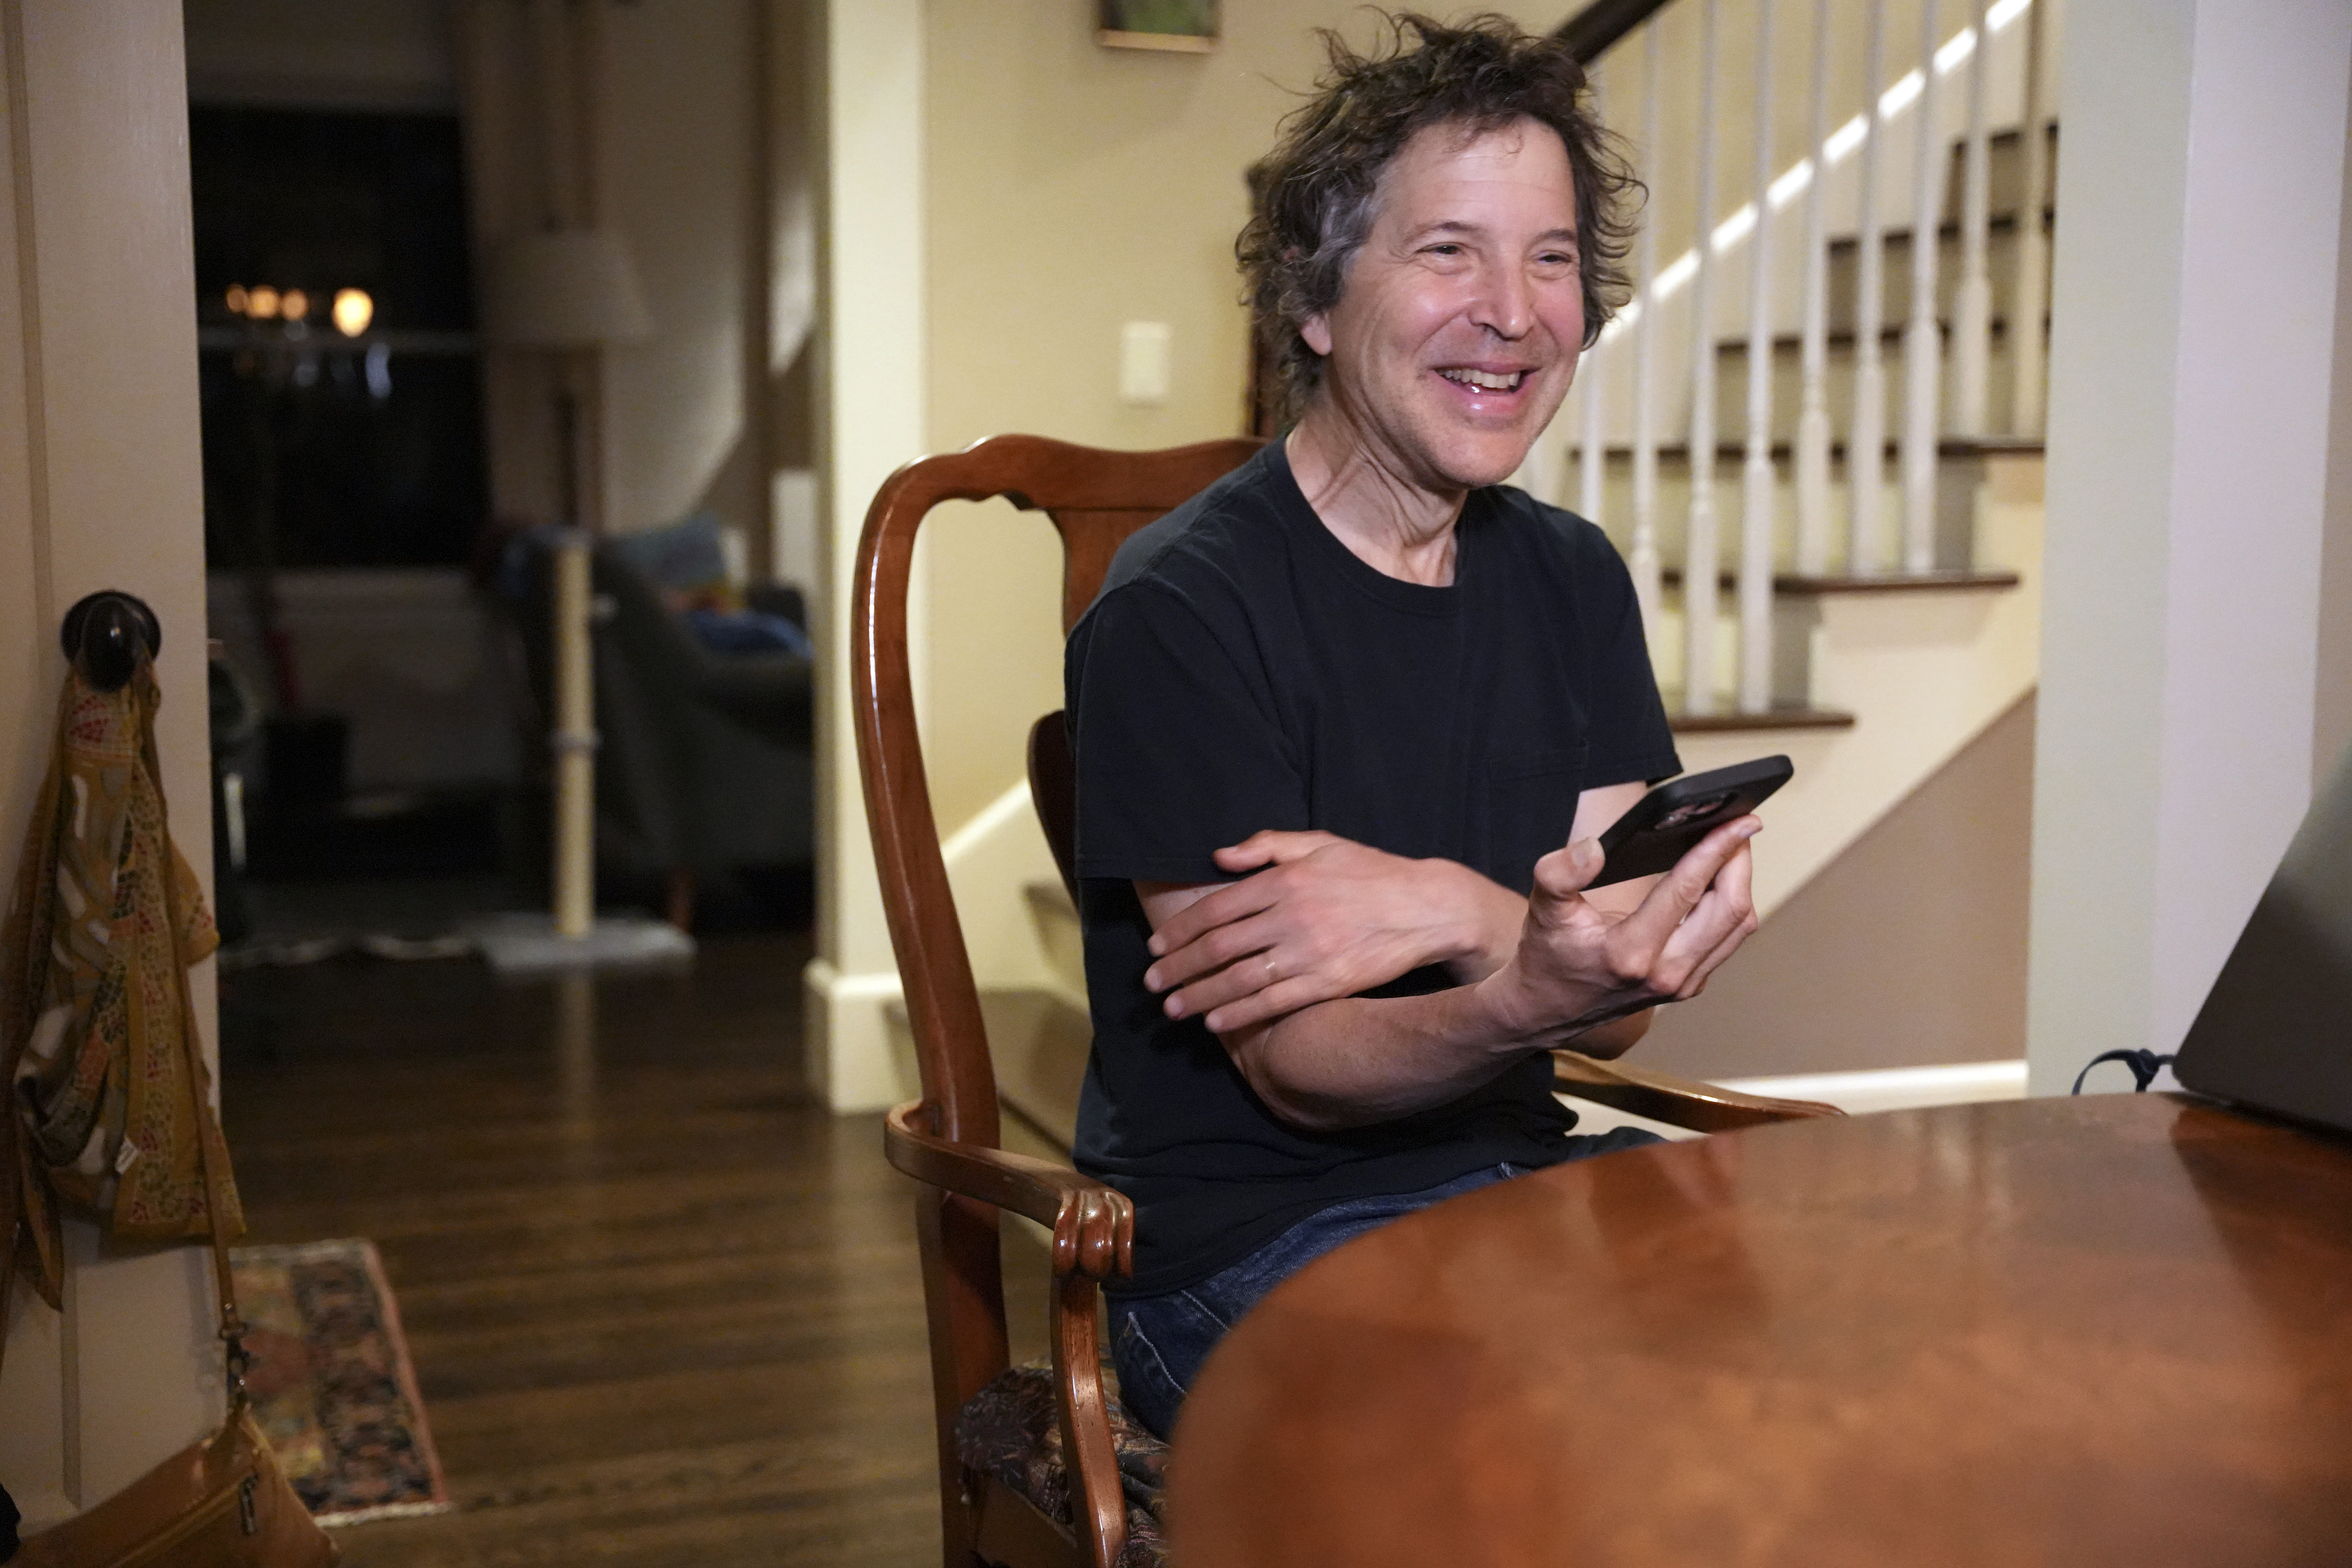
[1139, 832, 1522, 1035]
[1478, 814, 1761, 1051]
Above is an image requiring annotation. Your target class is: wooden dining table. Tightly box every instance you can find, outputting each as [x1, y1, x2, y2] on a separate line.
[1163, 1094, 2352, 1566]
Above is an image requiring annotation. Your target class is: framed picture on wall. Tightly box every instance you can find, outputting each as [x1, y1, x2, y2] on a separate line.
[1099, 0, 1217, 52]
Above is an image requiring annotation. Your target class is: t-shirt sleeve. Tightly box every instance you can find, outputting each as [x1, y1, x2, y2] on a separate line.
[1066, 578, 1308, 885]
[1570, 520, 1682, 788]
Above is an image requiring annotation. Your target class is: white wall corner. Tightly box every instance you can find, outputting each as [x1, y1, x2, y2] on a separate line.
[2028, 0, 2352, 1095]
[810, 0, 925, 1117]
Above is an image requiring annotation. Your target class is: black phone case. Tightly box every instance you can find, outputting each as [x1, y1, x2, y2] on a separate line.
[1588, 755, 1793, 888]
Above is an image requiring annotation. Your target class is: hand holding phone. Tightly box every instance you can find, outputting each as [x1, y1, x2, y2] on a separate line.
[1587, 755, 1792, 889]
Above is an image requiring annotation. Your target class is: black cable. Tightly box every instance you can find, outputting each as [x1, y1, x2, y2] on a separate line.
[2071, 1049, 2176, 1095]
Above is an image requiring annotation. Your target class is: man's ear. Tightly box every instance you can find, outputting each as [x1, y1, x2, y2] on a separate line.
[1300, 313, 1334, 358]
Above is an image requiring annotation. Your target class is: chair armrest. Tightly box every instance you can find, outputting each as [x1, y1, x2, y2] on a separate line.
[1552, 1050, 1844, 1133]
[885, 1101, 1137, 1568]
[884, 1101, 1134, 1282]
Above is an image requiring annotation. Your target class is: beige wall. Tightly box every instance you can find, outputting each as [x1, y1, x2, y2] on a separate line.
[917, 2, 1559, 835]
[1641, 692, 2033, 1080]
[600, 0, 773, 548]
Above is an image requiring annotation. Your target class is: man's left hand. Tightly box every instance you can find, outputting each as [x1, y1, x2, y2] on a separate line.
[1142, 830, 1521, 1034]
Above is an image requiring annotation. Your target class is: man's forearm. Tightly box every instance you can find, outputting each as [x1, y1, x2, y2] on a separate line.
[1229, 981, 1543, 1131]
[1568, 1006, 1653, 1059]
[1233, 981, 1654, 1130]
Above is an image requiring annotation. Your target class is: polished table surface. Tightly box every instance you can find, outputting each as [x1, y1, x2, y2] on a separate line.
[1164, 1095, 2352, 1566]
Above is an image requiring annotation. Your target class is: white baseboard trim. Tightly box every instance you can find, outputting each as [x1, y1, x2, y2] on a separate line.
[8, 1488, 76, 1533]
[1716, 1059, 2028, 1114]
[802, 958, 909, 1113]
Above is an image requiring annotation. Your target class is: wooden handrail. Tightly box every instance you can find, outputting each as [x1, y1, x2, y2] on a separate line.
[1553, 0, 1675, 62]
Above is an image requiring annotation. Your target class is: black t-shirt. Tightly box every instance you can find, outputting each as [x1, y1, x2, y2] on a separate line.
[1064, 440, 1679, 1294]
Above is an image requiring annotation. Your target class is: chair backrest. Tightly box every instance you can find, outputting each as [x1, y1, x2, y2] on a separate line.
[1028, 711, 1083, 907]
[853, 434, 1261, 1144]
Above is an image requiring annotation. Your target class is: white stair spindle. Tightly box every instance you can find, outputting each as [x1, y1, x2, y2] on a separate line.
[1900, 0, 1945, 573]
[1738, 0, 1776, 715]
[1794, 0, 1834, 576]
[1515, 408, 1563, 506]
[2009, 0, 2051, 433]
[1629, 19, 1663, 636]
[1848, 0, 1889, 575]
[1950, 0, 1993, 436]
[1578, 338, 1607, 524]
[1682, 0, 1722, 716]
[1579, 80, 1609, 527]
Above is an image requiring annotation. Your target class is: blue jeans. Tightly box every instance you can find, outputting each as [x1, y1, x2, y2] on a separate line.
[1108, 1128, 1662, 1438]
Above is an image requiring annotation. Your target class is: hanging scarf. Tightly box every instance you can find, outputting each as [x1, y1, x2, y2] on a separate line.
[2, 653, 239, 1324]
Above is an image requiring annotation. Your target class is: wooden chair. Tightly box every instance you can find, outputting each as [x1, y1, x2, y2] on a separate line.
[856, 435, 1261, 1568]
[852, 433, 1841, 1568]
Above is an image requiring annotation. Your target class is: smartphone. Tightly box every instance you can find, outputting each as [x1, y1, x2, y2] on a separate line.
[1588, 755, 1792, 889]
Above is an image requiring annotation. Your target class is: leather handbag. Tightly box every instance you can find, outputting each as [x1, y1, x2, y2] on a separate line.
[12, 1402, 334, 1568]
[13, 693, 338, 1568]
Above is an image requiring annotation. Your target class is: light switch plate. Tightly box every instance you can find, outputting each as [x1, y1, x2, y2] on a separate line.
[1120, 321, 1171, 405]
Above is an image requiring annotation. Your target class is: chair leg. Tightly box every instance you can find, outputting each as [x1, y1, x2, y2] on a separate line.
[665, 869, 694, 932]
[919, 1191, 1006, 1568]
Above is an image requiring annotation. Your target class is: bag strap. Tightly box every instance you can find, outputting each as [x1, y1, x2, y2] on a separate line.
[173, 949, 250, 1410]
[146, 669, 251, 1412]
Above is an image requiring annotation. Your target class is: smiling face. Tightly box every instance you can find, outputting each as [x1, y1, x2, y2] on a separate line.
[1299, 116, 1585, 496]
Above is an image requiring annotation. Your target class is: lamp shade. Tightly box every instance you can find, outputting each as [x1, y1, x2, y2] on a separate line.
[483, 229, 653, 348]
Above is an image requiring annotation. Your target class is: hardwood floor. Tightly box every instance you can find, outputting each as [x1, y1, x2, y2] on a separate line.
[222, 929, 1039, 1566]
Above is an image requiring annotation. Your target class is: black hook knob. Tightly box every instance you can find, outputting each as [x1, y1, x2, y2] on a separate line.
[60, 591, 161, 693]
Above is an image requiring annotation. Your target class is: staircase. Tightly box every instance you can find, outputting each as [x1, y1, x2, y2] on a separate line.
[901, 0, 2063, 1141]
[1516, 0, 2056, 918]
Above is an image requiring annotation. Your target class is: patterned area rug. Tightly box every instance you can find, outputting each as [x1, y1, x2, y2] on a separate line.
[229, 1237, 450, 1525]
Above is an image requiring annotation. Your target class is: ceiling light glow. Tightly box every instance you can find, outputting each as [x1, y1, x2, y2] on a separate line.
[333, 287, 375, 337]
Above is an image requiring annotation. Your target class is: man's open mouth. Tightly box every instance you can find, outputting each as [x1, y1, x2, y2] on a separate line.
[1437, 368, 1528, 393]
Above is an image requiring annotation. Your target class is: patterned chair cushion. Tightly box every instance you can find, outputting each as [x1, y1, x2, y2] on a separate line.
[955, 1362, 1170, 1568]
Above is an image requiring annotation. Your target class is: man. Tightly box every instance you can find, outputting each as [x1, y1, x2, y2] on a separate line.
[1064, 14, 1761, 1438]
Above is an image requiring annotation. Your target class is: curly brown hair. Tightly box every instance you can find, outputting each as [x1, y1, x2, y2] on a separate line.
[1238, 13, 1642, 420]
